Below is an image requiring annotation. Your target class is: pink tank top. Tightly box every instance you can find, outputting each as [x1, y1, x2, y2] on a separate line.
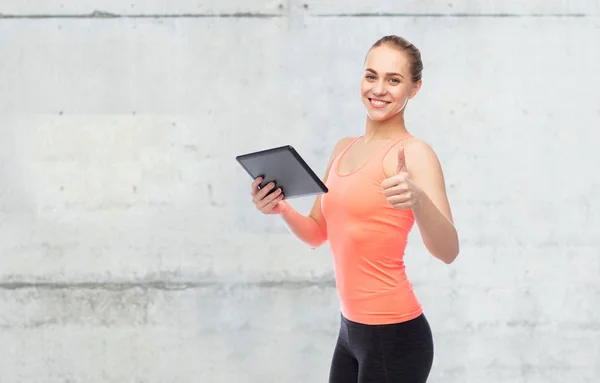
[320, 135, 423, 325]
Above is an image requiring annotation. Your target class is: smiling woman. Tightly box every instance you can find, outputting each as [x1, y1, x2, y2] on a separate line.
[248, 35, 459, 383]
[361, 36, 423, 123]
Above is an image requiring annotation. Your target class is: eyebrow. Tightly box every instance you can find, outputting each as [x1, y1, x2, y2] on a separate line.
[365, 68, 404, 78]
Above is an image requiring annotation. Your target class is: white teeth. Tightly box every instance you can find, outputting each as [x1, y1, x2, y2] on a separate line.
[371, 99, 388, 106]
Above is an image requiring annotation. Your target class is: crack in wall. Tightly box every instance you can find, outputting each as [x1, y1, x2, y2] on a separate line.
[0, 279, 336, 290]
[315, 12, 589, 18]
[0, 11, 283, 19]
[0, 11, 590, 19]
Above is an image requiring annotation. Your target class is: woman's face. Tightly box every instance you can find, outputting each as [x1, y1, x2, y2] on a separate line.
[361, 44, 421, 122]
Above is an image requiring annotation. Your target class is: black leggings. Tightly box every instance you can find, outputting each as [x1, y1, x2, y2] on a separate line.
[328, 313, 434, 383]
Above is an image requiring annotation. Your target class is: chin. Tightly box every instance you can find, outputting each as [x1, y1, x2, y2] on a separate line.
[365, 107, 395, 122]
[367, 113, 391, 122]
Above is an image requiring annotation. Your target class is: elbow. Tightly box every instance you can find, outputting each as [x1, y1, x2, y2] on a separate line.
[442, 253, 459, 264]
[310, 226, 328, 249]
[309, 238, 327, 250]
[439, 231, 460, 264]
[440, 244, 460, 264]
[429, 241, 459, 264]
[308, 234, 328, 250]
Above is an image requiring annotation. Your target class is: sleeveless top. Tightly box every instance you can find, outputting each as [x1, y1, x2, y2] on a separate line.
[320, 134, 423, 325]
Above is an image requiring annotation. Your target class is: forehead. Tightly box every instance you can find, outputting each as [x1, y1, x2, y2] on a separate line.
[364, 45, 411, 74]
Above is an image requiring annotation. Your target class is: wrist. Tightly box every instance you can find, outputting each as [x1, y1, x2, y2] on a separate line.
[279, 200, 291, 215]
[413, 185, 426, 212]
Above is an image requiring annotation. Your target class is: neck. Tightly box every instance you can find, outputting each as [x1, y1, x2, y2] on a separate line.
[363, 112, 409, 143]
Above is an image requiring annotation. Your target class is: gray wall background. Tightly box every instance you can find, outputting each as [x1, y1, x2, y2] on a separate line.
[1, 1, 599, 382]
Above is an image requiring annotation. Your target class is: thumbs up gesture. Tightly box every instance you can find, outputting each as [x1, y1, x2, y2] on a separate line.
[381, 146, 421, 210]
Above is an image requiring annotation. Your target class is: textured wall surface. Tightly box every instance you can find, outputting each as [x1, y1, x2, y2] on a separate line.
[1, 1, 599, 382]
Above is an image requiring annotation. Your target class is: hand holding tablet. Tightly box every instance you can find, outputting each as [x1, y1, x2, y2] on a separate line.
[236, 145, 328, 208]
[249, 175, 287, 215]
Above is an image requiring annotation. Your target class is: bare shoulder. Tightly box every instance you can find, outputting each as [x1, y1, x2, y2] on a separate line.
[332, 136, 356, 157]
[404, 137, 441, 169]
[384, 136, 441, 178]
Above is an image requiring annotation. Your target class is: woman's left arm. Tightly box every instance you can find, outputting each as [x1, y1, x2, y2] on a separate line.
[382, 138, 460, 263]
[406, 140, 459, 264]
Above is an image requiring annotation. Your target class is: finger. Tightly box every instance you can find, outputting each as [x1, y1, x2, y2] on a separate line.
[264, 193, 285, 212]
[381, 173, 408, 190]
[382, 184, 408, 198]
[396, 146, 407, 174]
[386, 192, 411, 206]
[391, 202, 412, 210]
[255, 181, 276, 201]
[260, 192, 284, 213]
[251, 177, 263, 195]
[252, 181, 273, 204]
[257, 187, 282, 209]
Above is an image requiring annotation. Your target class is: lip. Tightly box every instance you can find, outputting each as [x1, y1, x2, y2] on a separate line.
[368, 97, 391, 109]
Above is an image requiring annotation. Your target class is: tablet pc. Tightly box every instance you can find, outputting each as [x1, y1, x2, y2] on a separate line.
[236, 145, 328, 199]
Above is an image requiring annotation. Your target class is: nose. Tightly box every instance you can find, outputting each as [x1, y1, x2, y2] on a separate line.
[372, 80, 387, 96]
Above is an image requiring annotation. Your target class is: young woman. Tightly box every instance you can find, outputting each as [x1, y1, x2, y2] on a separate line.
[250, 35, 459, 383]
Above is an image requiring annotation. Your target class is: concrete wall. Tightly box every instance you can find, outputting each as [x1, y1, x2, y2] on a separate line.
[1, 1, 599, 382]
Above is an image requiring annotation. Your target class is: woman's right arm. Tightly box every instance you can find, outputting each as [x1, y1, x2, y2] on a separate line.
[277, 137, 354, 249]
[250, 137, 353, 249]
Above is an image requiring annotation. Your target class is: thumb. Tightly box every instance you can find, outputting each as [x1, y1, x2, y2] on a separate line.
[396, 146, 407, 174]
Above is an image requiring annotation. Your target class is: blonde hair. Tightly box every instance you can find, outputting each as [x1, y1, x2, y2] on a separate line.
[370, 35, 423, 83]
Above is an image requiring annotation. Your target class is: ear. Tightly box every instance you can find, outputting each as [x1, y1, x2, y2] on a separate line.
[409, 79, 423, 99]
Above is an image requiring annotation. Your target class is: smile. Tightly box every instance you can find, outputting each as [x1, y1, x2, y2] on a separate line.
[368, 98, 390, 108]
